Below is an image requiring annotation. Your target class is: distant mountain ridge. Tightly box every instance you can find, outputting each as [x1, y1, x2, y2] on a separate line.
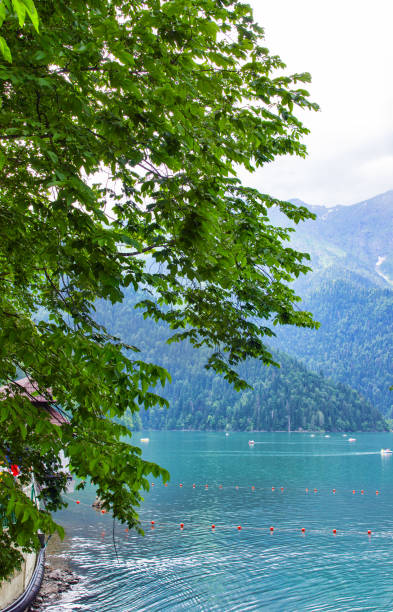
[270, 189, 393, 289]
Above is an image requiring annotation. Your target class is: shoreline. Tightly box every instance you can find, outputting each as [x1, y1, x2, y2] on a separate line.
[29, 538, 79, 611]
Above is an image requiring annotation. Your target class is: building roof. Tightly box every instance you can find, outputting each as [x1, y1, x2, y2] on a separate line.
[0, 377, 69, 425]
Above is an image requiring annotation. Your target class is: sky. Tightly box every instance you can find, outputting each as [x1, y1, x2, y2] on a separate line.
[238, 0, 393, 207]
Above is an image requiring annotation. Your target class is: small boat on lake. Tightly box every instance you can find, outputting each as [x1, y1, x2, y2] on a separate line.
[380, 448, 393, 455]
[248, 440, 255, 446]
[348, 437, 356, 442]
[140, 437, 150, 443]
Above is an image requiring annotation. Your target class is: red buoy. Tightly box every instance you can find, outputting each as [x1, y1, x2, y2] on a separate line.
[76, 500, 80, 504]
[332, 489, 336, 494]
[367, 529, 371, 535]
[314, 488, 317, 493]
[352, 490, 355, 494]
[151, 520, 155, 525]
[193, 484, 196, 488]
[212, 524, 215, 529]
[251, 486, 255, 490]
[305, 488, 309, 493]
[179, 483, 183, 487]
[164, 483, 168, 487]
[180, 523, 184, 529]
[219, 485, 223, 489]
[205, 484, 208, 489]
[361, 490, 364, 494]
[237, 525, 242, 530]
[376, 490, 379, 495]
[333, 528, 337, 534]
[301, 527, 305, 533]
[281, 487, 284, 492]
[272, 487, 275, 491]
[101, 509, 106, 514]
[270, 526, 274, 532]
[151, 483, 155, 487]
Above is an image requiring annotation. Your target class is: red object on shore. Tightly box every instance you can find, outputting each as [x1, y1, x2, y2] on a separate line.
[10, 465, 20, 477]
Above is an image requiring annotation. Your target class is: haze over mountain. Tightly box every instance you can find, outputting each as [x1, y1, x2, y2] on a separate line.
[270, 189, 393, 289]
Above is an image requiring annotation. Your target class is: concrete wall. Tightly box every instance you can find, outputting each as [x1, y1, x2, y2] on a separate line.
[0, 550, 37, 609]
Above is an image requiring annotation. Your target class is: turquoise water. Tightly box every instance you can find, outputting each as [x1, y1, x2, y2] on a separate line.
[49, 432, 393, 611]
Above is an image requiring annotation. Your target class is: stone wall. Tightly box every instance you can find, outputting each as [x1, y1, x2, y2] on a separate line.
[0, 550, 37, 609]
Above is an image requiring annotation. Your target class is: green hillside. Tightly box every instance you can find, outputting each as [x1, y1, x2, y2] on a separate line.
[273, 277, 393, 416]
[95, 289, 386, 432]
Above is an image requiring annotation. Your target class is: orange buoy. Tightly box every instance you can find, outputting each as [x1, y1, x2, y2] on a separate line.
[237, 525, 242, 530]
[332, 528, 337, 534]
[301, 527, 305, 533]
[212, 524, 215, 529]
[270, 526, 274, 532]
[76, 500, 80, 504]
[164, 483, 168, 487]
[180, 523, 184, 529]
[251, 486, 255, 490]
[125, 528, 129, 532]
[101, 509, 106, 514]
[352, 490, 355, 494]
[367, 529, 371, 535]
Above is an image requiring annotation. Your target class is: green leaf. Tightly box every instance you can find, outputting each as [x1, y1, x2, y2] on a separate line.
[0, 36, 12, 63]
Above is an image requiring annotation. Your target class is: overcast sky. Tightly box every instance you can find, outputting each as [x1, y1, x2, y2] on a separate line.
[238, 0, 393, 207]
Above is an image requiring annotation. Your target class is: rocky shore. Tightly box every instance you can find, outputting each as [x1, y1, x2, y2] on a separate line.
[29, 562, 79, 611]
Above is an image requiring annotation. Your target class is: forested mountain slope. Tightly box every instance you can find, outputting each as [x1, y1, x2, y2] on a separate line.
[95, 289, 386, 432]
[267, 190, 393, 416]
[272, 277, 393, 416]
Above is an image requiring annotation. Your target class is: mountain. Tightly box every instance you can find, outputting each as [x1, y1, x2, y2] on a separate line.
[95, 289, 386, 432]
[270, 190, 393, 289]
[270, 190, 393, 415]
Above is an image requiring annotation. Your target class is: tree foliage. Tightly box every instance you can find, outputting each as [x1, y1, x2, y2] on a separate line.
[0, 0, 318, 578]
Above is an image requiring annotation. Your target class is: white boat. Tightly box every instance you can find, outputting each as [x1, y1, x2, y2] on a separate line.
[343, 434, 347, 437]
[310, 434, 315, 438]
[325, 435, 330, 438]
[348, 438, 356, 442]
[140, 437, 150, 443]
[248, 440, 255, 446]
[380, 448, 393, 455]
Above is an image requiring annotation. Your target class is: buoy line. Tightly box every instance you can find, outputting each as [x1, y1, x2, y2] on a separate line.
[63, 496, 382, 539]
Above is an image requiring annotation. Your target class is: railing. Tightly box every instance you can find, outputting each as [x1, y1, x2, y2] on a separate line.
[0, 473, 39, 527]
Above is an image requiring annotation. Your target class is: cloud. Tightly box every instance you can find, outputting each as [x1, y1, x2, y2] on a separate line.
[243, 0, 393, 206]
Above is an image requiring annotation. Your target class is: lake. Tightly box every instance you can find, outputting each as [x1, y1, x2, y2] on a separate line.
[46, 431, 393, 611]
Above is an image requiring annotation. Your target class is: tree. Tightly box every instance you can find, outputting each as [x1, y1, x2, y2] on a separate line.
[0, 0, 318, 578]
